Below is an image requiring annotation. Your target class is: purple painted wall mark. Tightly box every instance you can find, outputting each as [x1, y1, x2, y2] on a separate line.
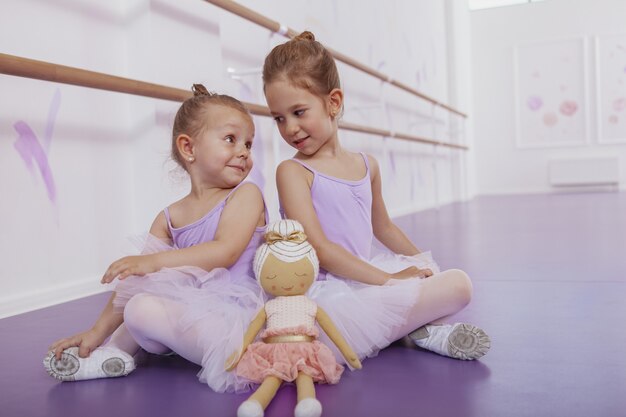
[13, 88, 61, 204]
[543, 112, 558, 127]
[608, 115, 619, 124]
[623, 66, 626, 73]
[559, 100, 578, 116]
[527, 96, 543, 111]
[612, 97, 626, 112]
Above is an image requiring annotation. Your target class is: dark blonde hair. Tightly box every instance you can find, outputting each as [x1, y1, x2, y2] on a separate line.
[262, 31, 341, 98]
[171, 84, 252, 170]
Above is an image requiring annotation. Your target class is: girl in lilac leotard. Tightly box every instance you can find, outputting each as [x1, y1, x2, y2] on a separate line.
[263, 32, 491, 363]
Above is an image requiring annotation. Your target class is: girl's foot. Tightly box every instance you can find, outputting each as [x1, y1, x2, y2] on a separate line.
[237, 400, 264, 417]
[294, 398, 322, 417]
[43, 346, 135, 381]
[408, 323, 491, 360]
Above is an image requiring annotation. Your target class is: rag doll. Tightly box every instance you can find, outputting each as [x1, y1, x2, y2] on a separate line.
[227, 219, 361, 417]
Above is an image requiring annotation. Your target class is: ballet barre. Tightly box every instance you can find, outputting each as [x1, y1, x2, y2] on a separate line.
[203, 0, 467, 119]
[0, 53, 467, 150]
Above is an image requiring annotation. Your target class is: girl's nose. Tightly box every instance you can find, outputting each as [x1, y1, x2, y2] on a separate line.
[286, 119, 300, 136]
[237, 144, 250, 158]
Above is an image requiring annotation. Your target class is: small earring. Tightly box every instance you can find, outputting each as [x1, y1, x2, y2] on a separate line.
[188, 156, 195, 162]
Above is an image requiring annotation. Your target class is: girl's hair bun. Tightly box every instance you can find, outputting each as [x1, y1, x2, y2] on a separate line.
[293, 31, 315, 42]
[192, 83, 214, 97]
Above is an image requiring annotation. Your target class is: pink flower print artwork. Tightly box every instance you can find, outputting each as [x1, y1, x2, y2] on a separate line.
[13, 88, 61, 204]
[559, 100, 578, 117]
[527, 96, 543, 111]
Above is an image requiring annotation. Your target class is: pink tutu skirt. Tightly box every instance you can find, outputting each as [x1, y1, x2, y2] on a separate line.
[112, 234, 266, 393]
[309, 251, 440, 367]
[236, 325, 343, 384]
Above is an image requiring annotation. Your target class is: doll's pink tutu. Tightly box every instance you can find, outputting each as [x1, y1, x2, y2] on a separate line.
[309, 251, 440, 367]
[112, 234, 265, 393]
[236, 325, 343, 384]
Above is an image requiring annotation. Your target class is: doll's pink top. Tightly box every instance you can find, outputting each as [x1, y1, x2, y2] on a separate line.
[265, 295, 317, 332]
[285, 153, 373, 271]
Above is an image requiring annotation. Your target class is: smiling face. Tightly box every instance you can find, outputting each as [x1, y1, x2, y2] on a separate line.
[191, 105, 255, 187]
[259, 253, 315, 297]
[264, 79, 339, 156]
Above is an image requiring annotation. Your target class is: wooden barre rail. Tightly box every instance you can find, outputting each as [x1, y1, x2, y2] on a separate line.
[204, 0, 468, 118]
[0, 53, 467, 150]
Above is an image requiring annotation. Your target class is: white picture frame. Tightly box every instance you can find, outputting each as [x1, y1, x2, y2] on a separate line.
[514, 37, 589, 149]
[595, 34, 626, 144]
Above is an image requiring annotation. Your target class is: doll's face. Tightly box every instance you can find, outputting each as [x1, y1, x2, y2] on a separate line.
[259, 253, 315, 297]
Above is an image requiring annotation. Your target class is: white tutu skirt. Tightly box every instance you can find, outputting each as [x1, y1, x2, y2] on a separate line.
[112, 235, 265, 393]
[309, 251, 439, 368]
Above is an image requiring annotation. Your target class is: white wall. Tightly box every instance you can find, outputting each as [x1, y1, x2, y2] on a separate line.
[471, 0, 626, 195]
[0, 0, 471, 317]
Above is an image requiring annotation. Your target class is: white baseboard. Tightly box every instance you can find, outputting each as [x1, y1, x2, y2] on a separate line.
[0, 277, 114, 319]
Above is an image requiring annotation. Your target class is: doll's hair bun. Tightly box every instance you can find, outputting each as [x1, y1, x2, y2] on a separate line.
[293, 31, 315, 42]
[253, 219, 319, 281]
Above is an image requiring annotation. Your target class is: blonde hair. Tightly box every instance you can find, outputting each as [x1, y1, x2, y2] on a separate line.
[171, 84, 252, 171]
[253, 219, 319, 281]
[262, 31, 341, 100]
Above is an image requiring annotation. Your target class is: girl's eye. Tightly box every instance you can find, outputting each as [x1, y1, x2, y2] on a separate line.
[295, 272, 307, 277]
[245, 142, 253, 150]
[294, 109, 305, 117]
[265, 275, 277, 280]
[273, 116, 284, 123]
[225, 135, 235, 143]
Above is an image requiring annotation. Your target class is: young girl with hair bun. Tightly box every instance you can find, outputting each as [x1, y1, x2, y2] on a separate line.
[263, 31, 491, 362]
[44, 84, 267, 393]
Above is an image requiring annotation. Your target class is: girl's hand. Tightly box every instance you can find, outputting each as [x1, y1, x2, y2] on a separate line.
[389, 266, 433, 280]
[101, 255, 159, 283]
[49, 328, 107, 360]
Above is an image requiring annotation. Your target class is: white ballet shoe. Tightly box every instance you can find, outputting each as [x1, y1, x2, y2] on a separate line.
[294, 398, 322, 417]
[43, 346, 135, 381]
[237, 400, 264, 417]
[409, 323, 491, 360]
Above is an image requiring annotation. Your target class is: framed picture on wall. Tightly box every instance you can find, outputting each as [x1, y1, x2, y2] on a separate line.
[514, 37, 589, 148]
[595, 34, 626, 144]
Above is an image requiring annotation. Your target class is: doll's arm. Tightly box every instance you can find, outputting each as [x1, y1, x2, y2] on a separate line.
[225, 307, 267, 371]
[316, 307, 362, 369]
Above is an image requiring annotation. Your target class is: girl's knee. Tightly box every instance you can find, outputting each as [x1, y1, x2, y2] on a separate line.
[446, 269, 473, 307]
[123, 293, 162, 330]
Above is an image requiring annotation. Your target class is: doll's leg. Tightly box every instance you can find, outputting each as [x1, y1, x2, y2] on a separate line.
[393, 269, 490, 360]
[123, 293, 203, 364]
[294, 372, 322, 417]
[238, 376, 282, 417]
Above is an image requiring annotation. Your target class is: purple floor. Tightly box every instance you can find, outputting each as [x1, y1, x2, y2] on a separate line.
[2, 192, 626, 417]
